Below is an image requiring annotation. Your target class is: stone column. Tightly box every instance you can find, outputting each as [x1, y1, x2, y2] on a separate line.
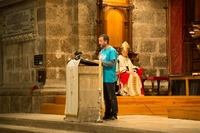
[96, 0, 103, 56]
[78, 0, 97, 60]
[0, 9, 3, 86]
[44, 0, 79, 88]
[44, 0, 97, 88]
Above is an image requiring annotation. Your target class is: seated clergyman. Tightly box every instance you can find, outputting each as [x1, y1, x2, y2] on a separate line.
[117, 41, 144, 96]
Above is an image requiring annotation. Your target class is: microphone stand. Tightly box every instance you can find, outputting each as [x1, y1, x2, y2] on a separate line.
[117, 59, 121, 95]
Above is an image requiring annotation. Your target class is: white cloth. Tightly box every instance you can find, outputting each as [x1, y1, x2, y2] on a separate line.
[65, 59, 80, 116]
[117, 55, 142, 96]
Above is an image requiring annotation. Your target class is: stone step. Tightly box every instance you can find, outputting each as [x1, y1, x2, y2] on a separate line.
[0, 124, 87, 133]
[0, 113, 152, 133]
[168, 108, 200, 121]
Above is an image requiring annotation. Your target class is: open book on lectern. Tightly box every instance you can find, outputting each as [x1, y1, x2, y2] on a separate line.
[80, 58, 98, 66]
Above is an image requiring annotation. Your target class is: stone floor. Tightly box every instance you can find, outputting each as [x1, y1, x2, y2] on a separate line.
[0, 113, 200, 133]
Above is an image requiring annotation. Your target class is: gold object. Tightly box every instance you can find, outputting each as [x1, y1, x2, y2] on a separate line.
[197, 44, 200, 50]
[120, 41, 130, 51]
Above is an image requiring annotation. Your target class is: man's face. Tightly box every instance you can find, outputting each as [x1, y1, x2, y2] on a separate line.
[121, 50, 128, 57]
[98, 37, 107, 48]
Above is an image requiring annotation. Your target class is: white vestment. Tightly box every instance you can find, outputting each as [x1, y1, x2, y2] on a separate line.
[117, 55, 142, 96]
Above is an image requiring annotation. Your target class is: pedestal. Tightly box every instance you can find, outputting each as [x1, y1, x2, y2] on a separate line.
[65, 66, 100, 122]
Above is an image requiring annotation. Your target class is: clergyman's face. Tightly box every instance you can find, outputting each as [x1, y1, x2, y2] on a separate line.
[98, 37, 107, 48]
[121, 50, 128, 57]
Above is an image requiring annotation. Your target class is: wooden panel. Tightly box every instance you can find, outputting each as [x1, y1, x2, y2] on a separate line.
[192, 47, 200, 71]
[106, 0, 127, 3]
[195, 0, 200, 21]
[117, 96, 200, 104]
[55, 96, 66, 104]
[168, 109, 200, 121]
[41, 96, 200, 116]
[96, 0, 133, 55]
[40, 103, 65, 115]
[105, 10, 125, 47]
[105, 0, 128, 4]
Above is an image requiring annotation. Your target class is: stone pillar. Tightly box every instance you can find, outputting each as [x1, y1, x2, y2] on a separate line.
[44, 0, 97, 88]
[96, 0, 103, 56]
[78, 0, 97, 60]
[44, 0, 79, 88]
[0, 8, 3, 86]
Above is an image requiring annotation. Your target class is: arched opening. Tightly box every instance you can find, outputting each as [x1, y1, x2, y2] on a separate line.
[104, 10, 125, 48]
[96, 0, 134, 55]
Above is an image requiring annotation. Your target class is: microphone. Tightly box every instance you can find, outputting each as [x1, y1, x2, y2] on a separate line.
[74, 51, 82, 60]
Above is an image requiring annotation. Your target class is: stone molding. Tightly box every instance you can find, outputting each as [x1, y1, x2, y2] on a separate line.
[2, 33, 37, 44]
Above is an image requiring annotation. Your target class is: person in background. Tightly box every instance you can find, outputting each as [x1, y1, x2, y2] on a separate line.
[117, 41, 144, 96]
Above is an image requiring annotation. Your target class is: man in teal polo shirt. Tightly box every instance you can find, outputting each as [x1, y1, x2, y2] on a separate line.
[98, 34, 118, 120]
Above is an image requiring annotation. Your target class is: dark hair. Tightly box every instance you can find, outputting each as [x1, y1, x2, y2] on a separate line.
[99, 34, 109, 44]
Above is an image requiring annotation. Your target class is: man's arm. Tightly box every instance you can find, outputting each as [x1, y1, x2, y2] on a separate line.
[103, 60, 115, 67]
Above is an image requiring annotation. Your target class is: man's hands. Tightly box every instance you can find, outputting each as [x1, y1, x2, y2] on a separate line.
[93, 60, 99, 64]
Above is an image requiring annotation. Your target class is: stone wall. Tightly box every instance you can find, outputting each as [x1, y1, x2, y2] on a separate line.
[44, 0, 97, 87]
[1, 0, 46, 88]
[45, 0, 78, 87]
[0, 0, 48, 113]
[78, 0, 97, 59]
[0, 0, 97, 88]
[132, 0, 167, 76]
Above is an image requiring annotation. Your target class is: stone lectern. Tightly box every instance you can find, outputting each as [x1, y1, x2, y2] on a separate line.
[65, 63, 100, 122]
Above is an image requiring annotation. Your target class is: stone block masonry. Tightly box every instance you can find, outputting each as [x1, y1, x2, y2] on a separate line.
[45, 0, 97, 87]
[0, 88, 66, 113]
[0, 0, 97, 88]
[1, 0, 46, 88]
[132, 0, 167, 77]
